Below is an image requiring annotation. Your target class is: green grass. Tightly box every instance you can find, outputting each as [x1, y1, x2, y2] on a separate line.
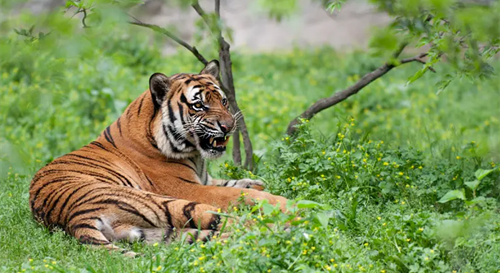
[1, 21, 500, 273]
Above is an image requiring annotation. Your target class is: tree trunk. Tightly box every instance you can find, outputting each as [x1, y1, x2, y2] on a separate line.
[219, 38, 254, 170]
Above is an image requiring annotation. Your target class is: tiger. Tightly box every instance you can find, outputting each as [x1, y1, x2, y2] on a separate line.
[29, 60, 288, 256]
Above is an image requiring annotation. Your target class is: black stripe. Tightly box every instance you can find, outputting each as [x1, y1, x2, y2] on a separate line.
[137, 95, 146, 115]
[67, 207, 104, 225]
[167, 100, 177, 124]
[55, 183, 98, 224]
[183, 202, 198, 229]
[162, 200, 175, 228]
[49, 160, 134, 187]
[72, 223, 98, 231]
[94, 199, 158, 227]
[90, 141, 109, 152]
[177, 102, 186, 125]
[146, 108, 159, 149]
[103, 127, 117, 148]
[42, 181, 83, 223]
[31, 175, 79, 204]
[63, 188, 124, 223]
[117, 117, 123, 136]
[180, 93, 188, 104]
[166, 161, 197, 173]
[176, 176, 197, 184]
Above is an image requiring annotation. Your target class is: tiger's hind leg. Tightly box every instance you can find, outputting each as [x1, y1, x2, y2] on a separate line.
[64, 185, 226, 256]
[70, 218, 139, 257]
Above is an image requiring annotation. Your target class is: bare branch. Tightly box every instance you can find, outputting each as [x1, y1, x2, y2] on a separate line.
[215, 0, 221, 18]
[81, 8, 89, 28]
[128, 15, 208, 65]
[286, 51, 438, 135]
[192, 0, 211, 27]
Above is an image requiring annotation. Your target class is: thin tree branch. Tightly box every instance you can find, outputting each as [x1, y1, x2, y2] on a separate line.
[192, 0, 211, 27]
[286, 51, 438, 136]
[81, 8, 89, 28]
[215, 0, 221, 18]
[128, 15, 208, 65]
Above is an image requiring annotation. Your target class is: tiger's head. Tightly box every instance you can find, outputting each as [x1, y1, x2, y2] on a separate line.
[149, 60, 236, 159]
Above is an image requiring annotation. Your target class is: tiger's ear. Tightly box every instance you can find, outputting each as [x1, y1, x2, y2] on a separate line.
[199, 60, 220, 78]
[149, 73, 170, 106]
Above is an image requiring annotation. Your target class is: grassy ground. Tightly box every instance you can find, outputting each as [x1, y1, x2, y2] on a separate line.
[1, 24, 499, 273]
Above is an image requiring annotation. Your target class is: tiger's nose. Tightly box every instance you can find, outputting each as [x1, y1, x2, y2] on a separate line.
[218, 121, 232, 134]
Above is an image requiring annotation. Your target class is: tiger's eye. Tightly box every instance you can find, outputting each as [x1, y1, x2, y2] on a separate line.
[194, 103, 203, 109]
[222, 98, 227, 106]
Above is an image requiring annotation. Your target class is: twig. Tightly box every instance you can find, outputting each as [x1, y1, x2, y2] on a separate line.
[81, 8, 88, 28]
[128, 14, 208, 65]
[215, 0, 221, 18]
[286, 51, 438, 135]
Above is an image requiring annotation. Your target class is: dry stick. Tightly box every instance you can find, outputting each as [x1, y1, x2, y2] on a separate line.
[129, 15, 208, 65]
[286, 52, 432, 136]
[193, 0, 254, 169]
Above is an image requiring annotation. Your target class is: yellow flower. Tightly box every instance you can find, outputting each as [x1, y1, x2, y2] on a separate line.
[322, 151, 326, 155]
[418, 166, 423, 170]
[430, 249, 434, 253]
[383, 162, 389, 166]
[406, 238, 411, 242]
[364, 242, 369, 246]
[217, 208, 221, 213]
[382, 222, 386, 226]
[401, 201, 405, 205]
[153, 242, 159, 247]
[377, 216, 382, 220]
[399, 172, 404, 176]
[419, 227, 424, 231]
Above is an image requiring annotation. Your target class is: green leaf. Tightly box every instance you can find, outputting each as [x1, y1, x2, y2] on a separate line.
[474, 168, 497, 181]
[296, 200, 324, 209]
[464, 180, 480, 191]
[406, 67, 428, 85]
[464, 196, 486, 206]
[315, 211, 331, 229]
[262, 202, 275, 215]
[438, 189, 466, 203]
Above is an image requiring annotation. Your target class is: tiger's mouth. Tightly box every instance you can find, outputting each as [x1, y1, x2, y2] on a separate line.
[199, 136, 231, 152]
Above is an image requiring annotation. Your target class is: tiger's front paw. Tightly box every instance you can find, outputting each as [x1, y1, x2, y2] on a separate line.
[228, 178, 265, 191]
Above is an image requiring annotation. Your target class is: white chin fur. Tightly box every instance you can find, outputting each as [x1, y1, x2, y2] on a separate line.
[200, 149, 225, 160]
